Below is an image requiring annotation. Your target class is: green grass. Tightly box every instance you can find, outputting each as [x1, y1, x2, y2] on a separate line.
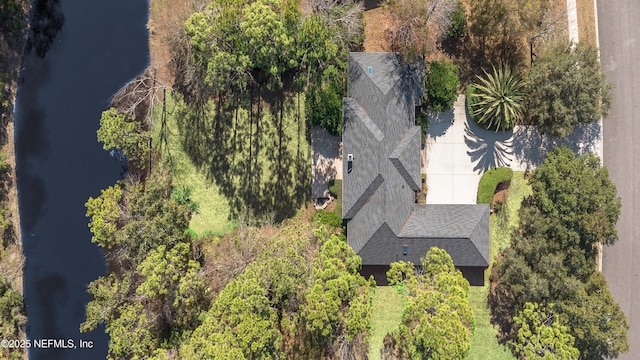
[368, 286, 405, 360]
[152, 92, 311, 234]
[477, 167, 514, 204]
[488, 172, 532, 260]
[328, 179, 342, 218]
[466, 172, 531, 360]
[467, 286, 514, 360]
[152, 95, 235, 236]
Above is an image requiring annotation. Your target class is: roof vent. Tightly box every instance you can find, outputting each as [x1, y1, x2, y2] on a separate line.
[367, 66, 373, 75]
[347, 153, 353, 173]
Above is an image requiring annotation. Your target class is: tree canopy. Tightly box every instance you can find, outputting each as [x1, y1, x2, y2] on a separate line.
[508, 302, 579, 360]
[526, 42, 612, 137]
[82, 168, 203, 359]
[384, 248, 473, 359]
[425, 60, 460, 112]
[529, 146, 621, 251]
[180, 229, 372, 359]
[181, 0, 363, 135]
[97, 107, 150, 171]
[489, 147, 628, 359]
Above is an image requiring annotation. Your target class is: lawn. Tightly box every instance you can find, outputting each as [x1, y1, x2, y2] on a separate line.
[466, 171, 531, 360]
[152, 94, 235, 236]
[152, 92, 311, 235]
[368, 286, 405, 360]
[328, 179, 342, 218]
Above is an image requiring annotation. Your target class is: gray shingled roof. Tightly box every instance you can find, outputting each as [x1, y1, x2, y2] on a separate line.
[342, 52, 490, 269]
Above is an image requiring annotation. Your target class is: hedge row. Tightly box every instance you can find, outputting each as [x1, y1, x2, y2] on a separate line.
[477, 167, 513, 204]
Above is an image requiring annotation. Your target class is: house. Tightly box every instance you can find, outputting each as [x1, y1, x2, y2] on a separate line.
[342, 53, 490, 286]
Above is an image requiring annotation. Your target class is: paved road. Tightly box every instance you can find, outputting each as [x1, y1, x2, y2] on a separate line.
[599, 0, 640, 358]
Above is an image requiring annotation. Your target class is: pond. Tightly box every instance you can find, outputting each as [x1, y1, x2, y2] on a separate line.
[14, 0, 149, 359]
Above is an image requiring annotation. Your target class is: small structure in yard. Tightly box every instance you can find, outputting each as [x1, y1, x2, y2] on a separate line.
[342, 53, 490, 285]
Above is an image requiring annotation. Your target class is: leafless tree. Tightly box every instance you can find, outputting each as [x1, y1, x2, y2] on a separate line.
[111, 67, 167, 127]
[303, 0, 365, 51]
[385, 0, 457, 59]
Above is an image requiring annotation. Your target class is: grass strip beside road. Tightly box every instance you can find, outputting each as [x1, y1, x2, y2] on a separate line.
[576, 0, 597, 47]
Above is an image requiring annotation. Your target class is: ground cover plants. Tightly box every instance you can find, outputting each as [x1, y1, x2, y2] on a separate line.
[477, 167, 513, 204]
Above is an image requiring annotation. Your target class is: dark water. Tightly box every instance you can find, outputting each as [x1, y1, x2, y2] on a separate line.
[14, 1, 149, 359]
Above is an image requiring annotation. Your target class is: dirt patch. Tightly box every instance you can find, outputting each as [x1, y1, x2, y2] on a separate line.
[491, 189, 509, 210]
[0, 122, 22, 248]
[363, 7, 391, 52]
[491, 180, 510, 211]
[576, 0, 596, 46]
[148, 0, 197, 87]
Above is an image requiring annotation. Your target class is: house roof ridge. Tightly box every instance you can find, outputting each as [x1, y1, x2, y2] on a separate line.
[343, 98, 384, 142]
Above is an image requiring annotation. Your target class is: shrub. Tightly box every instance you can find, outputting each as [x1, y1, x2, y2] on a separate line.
[314, 209, 342, 228]
[425, 60, 460, 112]
[468, 65, 525, 131]
[447, 1, 467, 39]
[477, 167, 513, 204]
[306, 81, 343, 135]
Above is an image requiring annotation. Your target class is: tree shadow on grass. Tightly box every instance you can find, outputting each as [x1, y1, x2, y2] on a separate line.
[174, 92, 310, 225]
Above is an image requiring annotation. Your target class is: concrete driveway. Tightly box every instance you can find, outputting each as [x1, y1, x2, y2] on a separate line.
[425, 95, 603, 204]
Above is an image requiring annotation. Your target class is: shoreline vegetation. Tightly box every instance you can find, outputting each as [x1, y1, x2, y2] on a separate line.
[1, 0, 31, 359]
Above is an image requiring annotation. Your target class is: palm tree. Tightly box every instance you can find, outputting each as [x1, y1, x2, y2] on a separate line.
[469, 65, 525, 131]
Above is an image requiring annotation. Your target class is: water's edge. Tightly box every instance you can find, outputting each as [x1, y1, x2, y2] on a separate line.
[14, 1, 149, 359]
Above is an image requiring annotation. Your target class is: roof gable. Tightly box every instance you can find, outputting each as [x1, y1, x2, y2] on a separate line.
[389, 126, 421, 191]
[342, 52, 490, 273]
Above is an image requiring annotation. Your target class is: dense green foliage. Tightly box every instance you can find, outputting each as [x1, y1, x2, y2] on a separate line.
[0, 276, 25, 360]
[425, 60, 460, 111]
[82, 169, 203, 359]
[182, 0, 362, 134]
[180, 228, 372, 359]
[508, 302, 579, 359]
[85, 171, 372, 359]
[531, 147, 621, 250]
[306, 78, 343, 135]
[97, 107, 150, 171]
[447, 0, 467, 39]
[477, 167, 513, 204]
[526, 42, 612, 137]
[85, 172, 191, 263]
[383, 248, 473, 359]
[489, 147, 628, 359]
[313, 209, 342, 228]
[469, 65, 525, 131]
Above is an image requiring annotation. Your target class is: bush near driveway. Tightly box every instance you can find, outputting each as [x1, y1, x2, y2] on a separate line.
[477, 167, 513, 204]
[425, 60, 460, 112]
